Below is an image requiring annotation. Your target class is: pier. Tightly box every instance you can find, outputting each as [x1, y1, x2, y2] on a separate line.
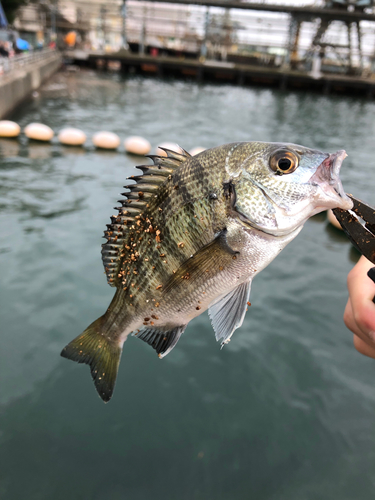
[61, 0, 375, 98]
[64, 49, 375, 98]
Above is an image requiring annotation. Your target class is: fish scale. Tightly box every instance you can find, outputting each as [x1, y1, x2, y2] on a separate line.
[61, 141, 353, 402]
[99, 151, 225, 338]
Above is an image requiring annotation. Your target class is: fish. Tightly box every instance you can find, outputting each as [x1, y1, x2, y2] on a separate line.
[61, 142, 353, 402]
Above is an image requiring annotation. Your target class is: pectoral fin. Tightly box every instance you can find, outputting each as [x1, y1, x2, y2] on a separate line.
[208, 280, 252, 346]
[163, 229, 239, 294]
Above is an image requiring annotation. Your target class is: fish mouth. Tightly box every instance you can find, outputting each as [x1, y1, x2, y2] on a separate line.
[310, 150, 353, 211]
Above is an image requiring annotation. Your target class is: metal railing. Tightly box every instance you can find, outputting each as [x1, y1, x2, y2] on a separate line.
[0, 48, 57, 78]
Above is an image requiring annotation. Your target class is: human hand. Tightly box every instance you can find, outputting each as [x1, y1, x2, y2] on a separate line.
[344, 256, 375, 359]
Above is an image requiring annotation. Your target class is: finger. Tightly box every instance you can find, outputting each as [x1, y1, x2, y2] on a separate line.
[353, 335, 375, 359]
[347, 257, 375, 341]
[345, 300, 375, 357]
[343, 299, 375, 348]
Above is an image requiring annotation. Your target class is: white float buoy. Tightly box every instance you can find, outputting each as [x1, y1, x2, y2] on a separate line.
[92, 131, 120, 150]
[124, 136, 151, 155]
[58, 127, 86, 146]
[24, 123, 54, 142]
[0, 120, 21, 138]
[327, 209, 343, 230]
[156, 142, 182, 157]
[189, 147, 206, 156]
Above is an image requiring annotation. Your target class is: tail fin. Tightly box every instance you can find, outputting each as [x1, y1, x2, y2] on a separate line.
[61, 316, 122, 403]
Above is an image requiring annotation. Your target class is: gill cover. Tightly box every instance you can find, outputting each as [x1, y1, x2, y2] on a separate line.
[232, 143, 346, 236]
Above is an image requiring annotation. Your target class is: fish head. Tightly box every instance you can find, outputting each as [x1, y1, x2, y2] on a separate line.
[232, 142, 353, 236]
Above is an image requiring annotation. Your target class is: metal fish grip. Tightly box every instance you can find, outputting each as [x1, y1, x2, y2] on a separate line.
[332, 195, 375, 265]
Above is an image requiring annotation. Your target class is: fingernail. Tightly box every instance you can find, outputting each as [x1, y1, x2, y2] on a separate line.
[367, 267, 375, 284]
[369, 331, 375, 343]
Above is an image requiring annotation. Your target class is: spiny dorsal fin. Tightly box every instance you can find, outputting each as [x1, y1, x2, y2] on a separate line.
[102, 148, 191, 287]
[157, 146, 192, 163]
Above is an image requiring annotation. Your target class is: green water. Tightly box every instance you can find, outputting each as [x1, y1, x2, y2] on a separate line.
[1, 71, 375, 499]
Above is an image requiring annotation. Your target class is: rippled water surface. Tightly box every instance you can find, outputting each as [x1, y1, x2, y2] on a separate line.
[1, 71, 375, 500]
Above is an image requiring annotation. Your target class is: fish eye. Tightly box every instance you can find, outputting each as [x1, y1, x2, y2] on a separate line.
[270, 150, 299, 175]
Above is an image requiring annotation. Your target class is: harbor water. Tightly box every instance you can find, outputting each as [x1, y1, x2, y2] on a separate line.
[1, 70, 375, 499]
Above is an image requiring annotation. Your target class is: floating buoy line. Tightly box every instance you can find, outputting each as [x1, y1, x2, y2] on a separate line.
[0, 120, 352, 230]
[0, 120, 205, 157]
[0, 121, 358, 231]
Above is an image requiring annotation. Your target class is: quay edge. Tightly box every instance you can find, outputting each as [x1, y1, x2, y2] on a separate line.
[66, 51, 375, 99]
[0, 51, 62, 120]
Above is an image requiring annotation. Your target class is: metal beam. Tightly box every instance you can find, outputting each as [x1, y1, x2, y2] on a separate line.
[138, 0, 375, 22]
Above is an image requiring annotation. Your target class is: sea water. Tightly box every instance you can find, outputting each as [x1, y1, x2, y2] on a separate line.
[0, 71, 374, 500]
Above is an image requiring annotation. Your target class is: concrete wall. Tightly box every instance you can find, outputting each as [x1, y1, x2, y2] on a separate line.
[0, 52, 62, 119]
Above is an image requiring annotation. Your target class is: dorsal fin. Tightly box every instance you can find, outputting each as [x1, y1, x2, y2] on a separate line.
[101, 148, 191, 287]
[157, 147, 192, 163]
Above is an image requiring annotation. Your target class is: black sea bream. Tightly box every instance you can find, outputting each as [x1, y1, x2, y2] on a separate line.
[61, 142, 353, 402]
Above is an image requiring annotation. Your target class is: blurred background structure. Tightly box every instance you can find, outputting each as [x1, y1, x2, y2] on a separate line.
[2, 1, 375, 115]
[1, 1, 375, 77]
[2, 1, 375, 123]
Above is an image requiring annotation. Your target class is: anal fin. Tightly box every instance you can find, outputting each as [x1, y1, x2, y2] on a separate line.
[208, 280, 252, 346]
[134, 325, 186, 358]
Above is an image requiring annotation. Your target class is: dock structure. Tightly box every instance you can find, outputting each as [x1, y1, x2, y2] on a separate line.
[59, 0, 375, 97]
[123, 0, 375, 75]
[65, 48, 375, 97]
[4, 0, 375, 97]
[139, 0, 375, 21]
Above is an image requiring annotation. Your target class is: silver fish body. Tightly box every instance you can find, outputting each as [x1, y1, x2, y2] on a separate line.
[61, 141, 353, 402]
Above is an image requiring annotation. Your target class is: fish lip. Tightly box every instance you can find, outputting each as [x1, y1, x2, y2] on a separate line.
[310, 150, 353, 210]
[321, 150, 346, 189]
